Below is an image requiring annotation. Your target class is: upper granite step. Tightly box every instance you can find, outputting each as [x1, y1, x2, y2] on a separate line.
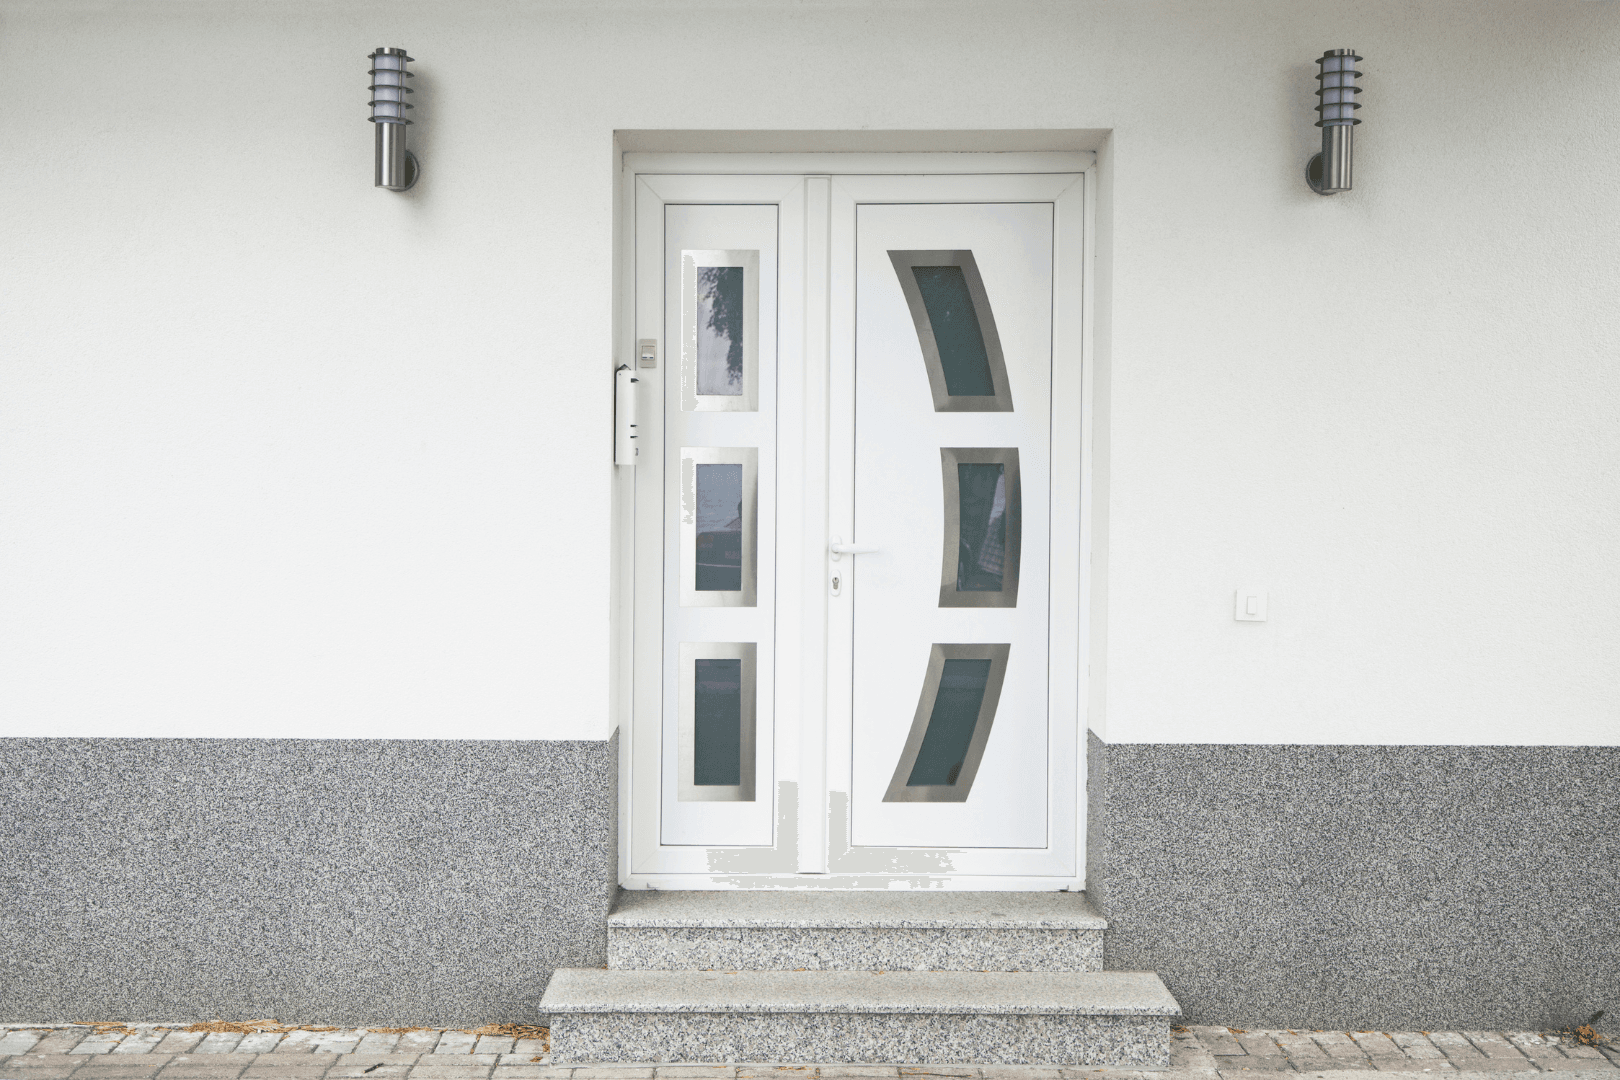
[607, 890, 1107, 972]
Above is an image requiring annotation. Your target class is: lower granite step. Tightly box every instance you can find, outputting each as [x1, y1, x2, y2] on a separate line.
[540, 968, 1179, 1067]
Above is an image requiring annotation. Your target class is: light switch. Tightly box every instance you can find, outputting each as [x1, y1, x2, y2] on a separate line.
[1234, 589, 1269, 622]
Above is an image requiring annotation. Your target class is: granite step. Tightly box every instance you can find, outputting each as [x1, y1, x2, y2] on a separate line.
[607, 890, 1107, 972]
[540, 967, 1178, 1067]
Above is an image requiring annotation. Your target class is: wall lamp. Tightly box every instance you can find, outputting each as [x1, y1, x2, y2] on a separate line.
[1306, 49, 1362, 195]
[369, 47, 419, 191]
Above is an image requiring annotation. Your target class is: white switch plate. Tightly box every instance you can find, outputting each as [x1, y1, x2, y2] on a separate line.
[1234, 589, 1268, 622]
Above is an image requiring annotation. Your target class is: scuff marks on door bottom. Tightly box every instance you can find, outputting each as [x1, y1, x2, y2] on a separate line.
[706, 783, 961, 888]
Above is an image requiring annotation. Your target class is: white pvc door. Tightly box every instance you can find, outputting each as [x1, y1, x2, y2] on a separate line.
[626, 162, 1088, 887]
[847, 202, 1053, 850]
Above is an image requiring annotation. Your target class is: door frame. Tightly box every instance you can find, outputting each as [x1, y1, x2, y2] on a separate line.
[614, 151, 1098, 891]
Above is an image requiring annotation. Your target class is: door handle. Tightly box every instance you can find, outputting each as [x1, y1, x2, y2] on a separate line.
[829, 536, 881, 561]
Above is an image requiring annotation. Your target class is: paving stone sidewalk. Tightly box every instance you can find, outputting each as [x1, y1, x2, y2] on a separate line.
[1, 1025, 1616, 1080]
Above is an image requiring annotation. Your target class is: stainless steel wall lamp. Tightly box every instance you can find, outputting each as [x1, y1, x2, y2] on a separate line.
[1306, 49, 1362, 195]
[369, 48, 419, 191]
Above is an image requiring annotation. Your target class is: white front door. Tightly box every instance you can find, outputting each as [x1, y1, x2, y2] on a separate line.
[625, 161, 1089, 887]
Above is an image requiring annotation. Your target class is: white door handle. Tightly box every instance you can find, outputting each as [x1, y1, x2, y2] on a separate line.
[829, 536, 881, 561]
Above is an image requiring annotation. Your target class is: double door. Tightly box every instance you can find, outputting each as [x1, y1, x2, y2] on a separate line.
[626, 163, 1089, 887]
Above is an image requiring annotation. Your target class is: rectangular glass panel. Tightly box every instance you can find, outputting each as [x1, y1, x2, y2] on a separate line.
[681, 250, 759, 413]
[693, 657, 743, 787]
[677, 641, 756, 803]
[696, 266, 745, 396]
[695, 463, 742, 592]
[912, 265, 995, 397]
[680, 447, 757, 608]
[956, 463, 1006, 592]
[907, 658, 993, 787]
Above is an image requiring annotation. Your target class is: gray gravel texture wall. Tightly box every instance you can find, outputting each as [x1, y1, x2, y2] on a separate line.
[1086, 733, 1619, 1033]
[0, 735, 618, 1026]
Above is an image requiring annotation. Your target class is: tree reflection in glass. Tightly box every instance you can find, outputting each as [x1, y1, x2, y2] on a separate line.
[696, 266, 745, 396]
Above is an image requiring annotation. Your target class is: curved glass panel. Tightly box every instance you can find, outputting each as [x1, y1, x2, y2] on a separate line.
[884, 643, 1011, 803]
[956, 463, 1007, 593]
[888, 250, 1014, 412]
[907, 658, 992, 787]
[912, 266, 994, 397]
[939, 448, 1021, 608]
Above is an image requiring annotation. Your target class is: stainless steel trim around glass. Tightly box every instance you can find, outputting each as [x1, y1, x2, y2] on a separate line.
[678, 641, 757, 803]
[679, 446, 758, 608]
[939, 447, 1021, 609]
[883, 642, 1011, 804]
[681, 249, 760, 413]
[888, 249, 1014, 413]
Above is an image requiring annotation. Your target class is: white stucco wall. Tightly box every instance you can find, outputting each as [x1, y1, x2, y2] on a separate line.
[1, 0, 1615, 744]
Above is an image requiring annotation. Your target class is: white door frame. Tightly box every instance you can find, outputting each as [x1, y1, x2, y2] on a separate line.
[615, 151, 1097, 891]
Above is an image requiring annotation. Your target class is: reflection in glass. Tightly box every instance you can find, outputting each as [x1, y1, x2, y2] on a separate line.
[957, 463, 1006, 593]
[680, 448, 757, 608]
[907, 658, 993, 787]
[912, 265, 995, 397]
[696, 266, 745, 396]
[695, 463, 743, 592]
[940, 448, 1020, 608]
[682, 251, 758, 413]
[693, 658, 743, 787]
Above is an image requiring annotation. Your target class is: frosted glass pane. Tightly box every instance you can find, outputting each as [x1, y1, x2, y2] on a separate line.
[912, 265, 995, 397]
[693, 657, 742, 787]
[957, 463, 1007, 592]
[695, 463, 742, 592]
[696, 266, 745, 396]
[907, 658, 993, 787]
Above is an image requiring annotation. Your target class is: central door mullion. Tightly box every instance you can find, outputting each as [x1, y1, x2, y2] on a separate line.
[823, 179, 860, 863]
[795, 175, 834, 874]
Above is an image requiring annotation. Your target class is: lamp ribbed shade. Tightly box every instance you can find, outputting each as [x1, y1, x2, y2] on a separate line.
[1315, 49, 1362, 127]
[369, 48, 414, 125]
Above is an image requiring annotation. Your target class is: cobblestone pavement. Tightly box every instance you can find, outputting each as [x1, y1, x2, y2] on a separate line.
[1, 1024, 1615, 1080]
